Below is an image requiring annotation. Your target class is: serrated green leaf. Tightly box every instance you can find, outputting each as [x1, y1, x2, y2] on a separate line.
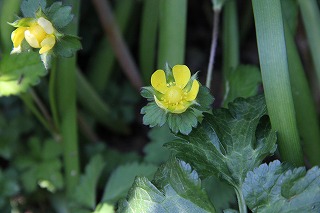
[223, 65, 261, 106]
[0, 52, 47, 96]
[243, 160, 320, 213]
[102, 162, 157, 205]
[54, 35, 82, 58]
[50, 5, 73, 29]
[144, 125, 175, 164]
[141, 102, 167, 128]
[73, 155, 105, 210]
[14, 138, 63, 193]
[167, 109, 198, 135]
[45, 1, 62, 18]
[166, 95, 277, 187]
[118, 157, 216, 213]
[21, 0, 46, 17]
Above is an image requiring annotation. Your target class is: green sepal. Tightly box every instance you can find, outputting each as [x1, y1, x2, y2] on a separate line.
[21, 0, 46, 17]
[54, 34, 82, 58]
[8, 18, 35, 27]
[45, 3, 73, 29]
[141, 86, 156, 101]
[40, 52, 52, 70]
[243, 160, 320, 213]
[193, 85, 214, 112]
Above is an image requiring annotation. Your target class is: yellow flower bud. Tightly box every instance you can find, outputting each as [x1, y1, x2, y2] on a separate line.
[11, 17, 56, 54]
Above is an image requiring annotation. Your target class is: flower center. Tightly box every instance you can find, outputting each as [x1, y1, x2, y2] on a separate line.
[165, 86, 183, 104]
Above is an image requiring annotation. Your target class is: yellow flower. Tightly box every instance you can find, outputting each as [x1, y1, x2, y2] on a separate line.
[151, 65, 200, 114]
[11, 17, 56, 54]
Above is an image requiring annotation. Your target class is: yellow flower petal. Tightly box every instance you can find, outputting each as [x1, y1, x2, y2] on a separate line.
[172, 65, 191, 89]
[11, 27, 27, 48]
[151, 69, 168, 94]
[168, 103, 188, 114]
[39, 35, 56, 54]
[154, 95, 168, 111]
[37, 17, 54, 34]
[24, 30, 40, 48]
[186, 80, 199, 101]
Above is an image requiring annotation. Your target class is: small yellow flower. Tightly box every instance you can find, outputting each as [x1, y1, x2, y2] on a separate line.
[11, 17, 56, 54]
[151, 65, 200, 114]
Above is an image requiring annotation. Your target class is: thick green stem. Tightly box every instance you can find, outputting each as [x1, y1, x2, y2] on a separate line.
[298, 0, 320, 86]
[235, 187, 247, 213]
[158, 0, 187, 67]
[283, 20, 320, 166]
[252, 0, 304, 166]
[55, 0, 80, 195]
[222, 0, 239, 78]
[140, 0, 159, 83]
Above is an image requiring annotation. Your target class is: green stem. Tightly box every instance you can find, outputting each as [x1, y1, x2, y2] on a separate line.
[20, 93, 56, 137]
[158, 0, 187, 67]
[140, 0, 159, 83]
[235, 187, 247, 213]
[298, 0, 320, 86]
[283, 19, 320, 166]
[252, 0, 304, 166]
[206, 9, 221, 89]
[222, 0, 239, 79]
[55, 0, 81, 195]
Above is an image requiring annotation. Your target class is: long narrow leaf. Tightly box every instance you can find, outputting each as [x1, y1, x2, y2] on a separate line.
[157, 0, 187, 67]
[252, 0, 303, 166]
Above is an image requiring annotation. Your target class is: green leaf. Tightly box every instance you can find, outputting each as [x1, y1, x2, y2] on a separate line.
[102, 162, 157, 204]
[21, 0, 46, 17]
[144, 125, 175, 164]
[223, 65, 261, 106]
[93, 203, 114, 213]
[0, 52, 47, 96]
[49, 5, 74, 29]
[54, 35, 82, 58]
[73, 155, 105, 210]
[281, 0, 299, 33]
[166, 95, 277, 187]
[243, 160, 320, 213]
[141, 102, 167, 128]
[0, 169, 20, 209]
[118, 157, 216, 213]
[203, 176, 236, 213]
[194, 86, 214, 112]
[167, 109, 198, 135]
[14, 138, 63, 193]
